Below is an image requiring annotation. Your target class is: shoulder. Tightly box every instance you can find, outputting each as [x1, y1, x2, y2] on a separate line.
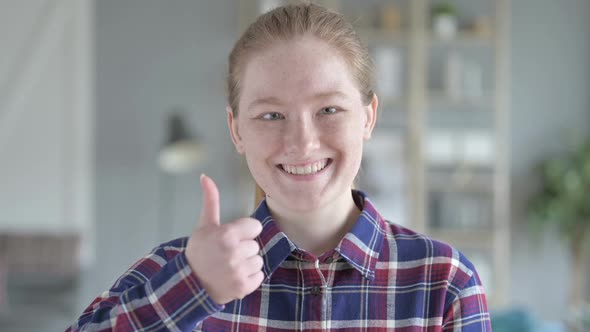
[380, 221, 478, 286]
[110, 237, 191, 290]
[357, 191, 480, 289]
[382, 222, 454, 260]
[123, 237, 190, 277]
[149, 236, 190, 261]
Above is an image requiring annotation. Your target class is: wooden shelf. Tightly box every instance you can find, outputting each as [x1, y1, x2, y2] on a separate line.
[427, 31, 494, 47]
[427, 90, 494, 108]
[356, 28, 409, 45]
[427, 169, 494, 193]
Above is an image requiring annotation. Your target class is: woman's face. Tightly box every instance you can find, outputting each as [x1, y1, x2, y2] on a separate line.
[228, 37, 377, 212]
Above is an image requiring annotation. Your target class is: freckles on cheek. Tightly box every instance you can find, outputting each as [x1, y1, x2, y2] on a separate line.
[331, 121, 362, 141]
[242, 125, 277, 149]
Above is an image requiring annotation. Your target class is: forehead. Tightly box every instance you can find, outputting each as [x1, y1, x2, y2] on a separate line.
[239, 37, 361, 107]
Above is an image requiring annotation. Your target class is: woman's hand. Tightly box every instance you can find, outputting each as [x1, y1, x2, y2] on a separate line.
[185, 174, 265, 305]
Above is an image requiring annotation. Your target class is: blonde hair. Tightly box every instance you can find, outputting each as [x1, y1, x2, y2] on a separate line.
[227, 2, 374, 206]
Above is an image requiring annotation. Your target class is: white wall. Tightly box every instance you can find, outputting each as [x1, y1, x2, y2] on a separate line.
[0, 0, 94, 264]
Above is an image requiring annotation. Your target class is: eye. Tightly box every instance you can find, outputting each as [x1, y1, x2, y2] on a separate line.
[261, 112, 284, 120]
[319, 107, 338, 115]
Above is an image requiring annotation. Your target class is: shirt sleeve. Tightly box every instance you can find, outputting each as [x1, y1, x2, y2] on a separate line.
[442, 258, 492, 331]
[66, 242, 223, 332]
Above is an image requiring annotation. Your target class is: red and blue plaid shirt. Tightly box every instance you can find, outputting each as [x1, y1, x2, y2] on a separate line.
[68, 191, 490, 331]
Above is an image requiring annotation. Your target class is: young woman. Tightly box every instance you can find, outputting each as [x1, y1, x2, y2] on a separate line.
[68, 3, 491, 331]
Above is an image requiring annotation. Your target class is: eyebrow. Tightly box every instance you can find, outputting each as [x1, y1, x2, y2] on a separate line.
[247, 91, 349, 111]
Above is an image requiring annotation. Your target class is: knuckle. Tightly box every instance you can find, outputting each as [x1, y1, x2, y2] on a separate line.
[234, 279, 249, 297]
[253, 239, 262, 252]
[248, 219, 263, 233]
[234, 264, 247, 277]
[227, 257, 240, 269]
[254, 271, 265, 285]
[219, 229, 237, 249]
[244, 240, 260, 256]
[253, 255, 264, 269]
[241, 218, 262, 233]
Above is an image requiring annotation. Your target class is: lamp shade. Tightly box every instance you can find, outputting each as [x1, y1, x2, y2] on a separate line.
[158, 113, 204, 174]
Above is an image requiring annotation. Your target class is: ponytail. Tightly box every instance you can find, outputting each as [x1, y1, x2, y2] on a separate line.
[254, 183, 266, 209]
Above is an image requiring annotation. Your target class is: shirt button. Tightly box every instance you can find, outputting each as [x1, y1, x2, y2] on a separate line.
[311, 285, 321, 296]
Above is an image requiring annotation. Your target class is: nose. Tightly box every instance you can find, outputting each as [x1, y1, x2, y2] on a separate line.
[284, 116, 320, 157]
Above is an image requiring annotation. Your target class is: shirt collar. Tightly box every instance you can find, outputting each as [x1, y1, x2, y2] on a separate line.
[251, 199, 297, 280]
[251, 190, 386, 281]
[334, 190, 386, 280]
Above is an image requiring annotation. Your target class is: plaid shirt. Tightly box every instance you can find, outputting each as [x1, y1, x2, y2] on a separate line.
[68, 191, 491, 331]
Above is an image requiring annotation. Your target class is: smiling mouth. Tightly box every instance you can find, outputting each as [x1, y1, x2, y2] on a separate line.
[278, 159, 331, 175]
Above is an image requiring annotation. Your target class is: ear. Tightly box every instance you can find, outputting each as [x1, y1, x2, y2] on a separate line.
[363, 93, 378, 140]
[226, 106, 245, 154]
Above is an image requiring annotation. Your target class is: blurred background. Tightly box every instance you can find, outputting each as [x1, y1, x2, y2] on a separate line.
[0, 0, 589, 331]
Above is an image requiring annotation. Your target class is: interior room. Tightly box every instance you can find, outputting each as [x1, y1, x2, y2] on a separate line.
[0, 0, 589, 331]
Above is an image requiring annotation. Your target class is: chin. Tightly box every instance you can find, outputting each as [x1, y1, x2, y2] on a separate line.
[267, 191, 324, 211]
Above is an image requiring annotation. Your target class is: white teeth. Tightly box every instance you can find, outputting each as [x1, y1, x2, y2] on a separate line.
[281, 159, 328, 175]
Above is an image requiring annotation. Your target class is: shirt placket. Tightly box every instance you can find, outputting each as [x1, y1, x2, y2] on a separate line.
[296, 253, 327, 330]
[314, 258, 330, 330]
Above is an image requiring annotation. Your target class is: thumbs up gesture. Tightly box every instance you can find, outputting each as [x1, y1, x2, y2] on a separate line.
[185, 174, 265, 305]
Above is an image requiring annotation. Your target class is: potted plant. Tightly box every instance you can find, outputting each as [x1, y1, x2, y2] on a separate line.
[528, 139, 590, 310]
[431, 2, 458, 40]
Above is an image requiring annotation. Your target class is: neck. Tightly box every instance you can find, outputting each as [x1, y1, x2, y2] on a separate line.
[266, 190, 361, 257]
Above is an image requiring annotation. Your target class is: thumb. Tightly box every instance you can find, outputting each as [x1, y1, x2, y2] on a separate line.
[199, 173, 220, 227]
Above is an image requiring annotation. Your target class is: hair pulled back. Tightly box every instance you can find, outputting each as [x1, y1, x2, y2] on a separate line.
[227, 2, 374, 115]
